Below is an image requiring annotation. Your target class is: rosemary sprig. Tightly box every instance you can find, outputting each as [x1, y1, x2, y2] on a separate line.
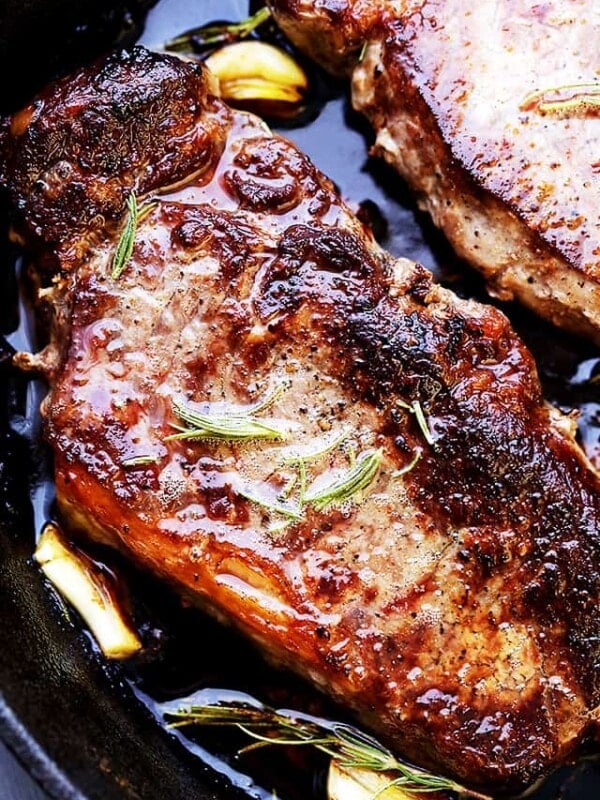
[163, 700, 492, 800]
[245, 382, 289, 414]
[520, 82, 600, 117]
[302, 447, 383, 512]
[165, 397, 286, 442]
[164, 7, 271, 55]
[246, 430, 360, 529]
[111, 193, 157, 279]
[279, 427, 352, 508]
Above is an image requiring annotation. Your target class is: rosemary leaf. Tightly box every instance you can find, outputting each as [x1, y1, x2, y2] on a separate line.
[298, 459, 307, 503]
[331, 725, 399, 773]
[111, 193, 157, 279]
[521, 82, 600, 117]
[267, 519, 294, 535]
[277, 472, 298, 501]
[138, 199, 158, 223]
[121, 455, 160, 467]
[411, 401, 435, 447]
[165, 7, 271, 54]
[165, 398, 286, 442]
[281, 428, 350, 465]
[246, 381, 289, 414]
[303, 448, 383, 512]
[237, 486, 304, 521]
[165, 417, 284, 442]
[163, 700, 493, 800]
[346, 444, 357, 468]
[391, 449, 421, 479]
[396, 400, 435, 447]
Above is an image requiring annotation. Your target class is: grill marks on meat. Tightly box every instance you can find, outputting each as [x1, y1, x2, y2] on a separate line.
[269, 0, 600, 342]
[2, 47, 600, 793]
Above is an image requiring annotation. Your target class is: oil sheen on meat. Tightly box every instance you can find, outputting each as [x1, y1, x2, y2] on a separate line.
[269, 0, 600, 343]
[1, 47, 600, 794]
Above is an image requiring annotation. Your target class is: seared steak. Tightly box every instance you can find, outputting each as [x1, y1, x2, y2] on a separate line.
[2, 47, 600, 793]
[269, 0, 600, 343]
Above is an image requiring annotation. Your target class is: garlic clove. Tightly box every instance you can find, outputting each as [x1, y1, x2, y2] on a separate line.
[327, 761, 444, 800]
[205, 40, 307, 88]
[34, 522, 142, 660]
[221, 78, 304, 104]
[205, 41, 308, 117]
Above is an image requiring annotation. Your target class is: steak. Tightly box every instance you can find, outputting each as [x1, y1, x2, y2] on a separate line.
[269, 0, 600, 343]
[2, 46, 600, 794]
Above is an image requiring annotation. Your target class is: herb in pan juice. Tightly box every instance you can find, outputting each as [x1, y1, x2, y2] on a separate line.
[281, 428, 351, 467]
[164, 7, 272, 55]
[163, 700, 493, 800]
[237, 486, 304, 521]
[391, 449, 422, 479]
[396, 400, 435, 448]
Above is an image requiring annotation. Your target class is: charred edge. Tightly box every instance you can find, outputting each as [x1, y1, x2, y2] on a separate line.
[0, 47, 230, 249]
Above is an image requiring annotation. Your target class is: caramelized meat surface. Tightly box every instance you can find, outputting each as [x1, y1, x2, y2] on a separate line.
[269, 0, 600, 342]
[2, 47, 600, 793]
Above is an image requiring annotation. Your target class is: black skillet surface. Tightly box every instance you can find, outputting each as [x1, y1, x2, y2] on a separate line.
[1, 0, 600, 798]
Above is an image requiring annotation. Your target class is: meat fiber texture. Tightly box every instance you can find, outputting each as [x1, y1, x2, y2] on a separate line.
[1, 47, 600, 794]
[269, 0, 600, 343]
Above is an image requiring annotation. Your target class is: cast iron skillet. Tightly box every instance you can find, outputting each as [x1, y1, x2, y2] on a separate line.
[1, 1, 600, 798]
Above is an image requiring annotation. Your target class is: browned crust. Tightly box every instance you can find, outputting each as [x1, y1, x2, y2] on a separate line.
[353, 28, 600, 343]
[270, 0, 600, 342]
[1, 47, 600, 793]
[0, 47, 227, 257]
[267, 0, 386, 76]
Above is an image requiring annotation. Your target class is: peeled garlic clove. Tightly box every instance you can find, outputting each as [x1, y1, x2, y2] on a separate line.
[205, 41, 307, 88]
[205, 41, 308, 115]
[34, 522, 142, 660]
[222, 78, 304, 104]
[327, 762, 434, 800]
